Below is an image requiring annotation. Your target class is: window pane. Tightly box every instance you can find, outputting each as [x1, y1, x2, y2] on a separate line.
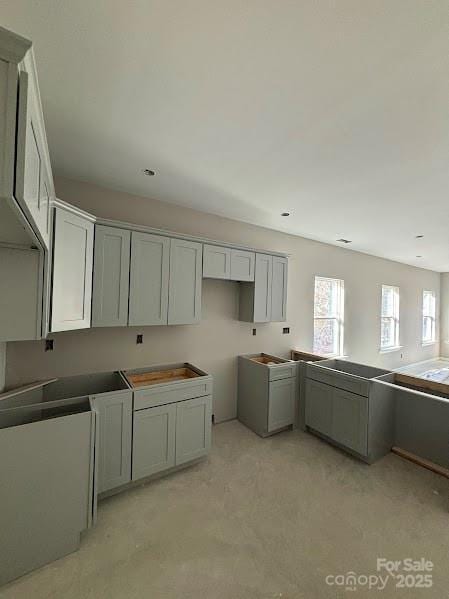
[314, 278, 337, 318]
[423, 316, 433, 342]
[381, 317, 395, 348]
[382, 287, 394, 317]
[314, 318, 338, 355]
[423, 291, 435, 317]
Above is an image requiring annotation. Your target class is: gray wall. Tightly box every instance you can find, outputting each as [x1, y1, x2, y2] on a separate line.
[5, 177, 441, 422]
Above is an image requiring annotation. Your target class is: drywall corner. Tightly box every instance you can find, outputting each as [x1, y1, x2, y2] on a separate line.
[440, 273, 449, 358]
[0, 342, 6, 392]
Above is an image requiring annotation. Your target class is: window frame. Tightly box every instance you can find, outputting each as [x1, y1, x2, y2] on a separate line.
[313, 276, 345, 357]
[422, 289, 436, 345]
[380, 285, 400, 352]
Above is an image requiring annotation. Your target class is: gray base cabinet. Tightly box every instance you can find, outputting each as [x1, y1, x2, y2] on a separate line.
[132, 395, 212, 480]
[176, 395, 212, 464]
[304, 360, 393, 463]
[125, 363, 213, 482]
[238, 354, 297, 437]
[305, 379, 333, 437]
[93, 392, 133, 493]
[268, 378, 296, 433]
[133, 403, 176, 479]
[0, 390, 96, 586]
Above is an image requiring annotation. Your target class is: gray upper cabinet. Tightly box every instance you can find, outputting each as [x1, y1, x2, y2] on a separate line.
[230, 249, 255, 282]
[203, 244, 231, 279]
[239, 253, 288, 323]
[253, 253, 273, 322]
[50, 205, 94, 332]
[93, 391, 132, 493]
[15, 70, 53, 250]
[129, 231, 170, 326]
[168, 239, 202, 325]
[92, 226, 130, 327]
[271, 256, 288, 322]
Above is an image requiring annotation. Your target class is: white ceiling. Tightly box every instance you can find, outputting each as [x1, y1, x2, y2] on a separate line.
[2, 1, 449, 270]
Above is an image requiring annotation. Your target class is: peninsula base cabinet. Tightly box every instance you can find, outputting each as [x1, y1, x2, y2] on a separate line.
[304, 377, 394, 463]
[132, 395, 212, 481]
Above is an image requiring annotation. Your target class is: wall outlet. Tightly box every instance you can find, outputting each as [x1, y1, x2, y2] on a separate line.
[252, 328, 257, 336]
[45, 339, 54, 352]
[283, 327, 290, 334]
[136, 334, 143, 344]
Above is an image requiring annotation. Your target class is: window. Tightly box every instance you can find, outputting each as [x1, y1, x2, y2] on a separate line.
[313, 276, 344, 356]
[422, 290, 436, 344]
[380, 285, 400, 350]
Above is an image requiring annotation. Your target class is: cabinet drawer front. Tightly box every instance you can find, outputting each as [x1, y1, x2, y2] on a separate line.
[132, 404, 176, 480]
[134, 379, 213, 410]
[332, 388, 368, 456]
[230, 250, 255, 281]
[306, 365, 368, 397]
[269, 363, 296, 381]
[268, 379, 295, 432]
[176, 395, 212, 465]
[203, 245, 231, 279]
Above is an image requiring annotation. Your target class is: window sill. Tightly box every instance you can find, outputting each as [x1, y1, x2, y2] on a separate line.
[422, 341, 437, 347]
[379, 345, 403, 355]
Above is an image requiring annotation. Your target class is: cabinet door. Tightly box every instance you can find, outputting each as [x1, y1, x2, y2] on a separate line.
[230, 250, 255, 281]
[129, 232, 169, 326]
[271, 256, 288, 322]
[15, 71, 52, 248]
[51, 207, 94, 332]
[332, 389, 368, 456]
[168, 239, 202, 325]
[268, 378, 295, 432]
[93, 392, 132, 493]
[176, 395, 212, 465]
[253, 253, 273, 322]
[132, 404, 176, 480]
[305, 379, 333, 437]
[203, 244, 231, 279]
[92, 226, 131, 327]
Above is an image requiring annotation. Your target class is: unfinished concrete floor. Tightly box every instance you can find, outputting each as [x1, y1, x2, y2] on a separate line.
[2, 420, 449, 599]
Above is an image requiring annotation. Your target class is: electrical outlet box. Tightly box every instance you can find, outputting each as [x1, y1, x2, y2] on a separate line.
[283, 327, 290, 334]
[45, 339, 54, 352]
[252, 329, 257, 336]
[136, 334, 143, 344]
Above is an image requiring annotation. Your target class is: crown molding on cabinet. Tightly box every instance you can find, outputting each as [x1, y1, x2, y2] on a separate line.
[96, 217, 289, 259]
